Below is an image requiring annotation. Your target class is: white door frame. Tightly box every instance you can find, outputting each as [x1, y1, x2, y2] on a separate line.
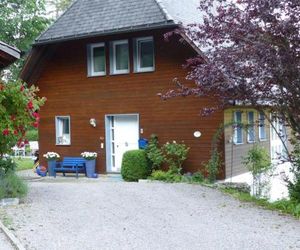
[105, 114, 140, 173]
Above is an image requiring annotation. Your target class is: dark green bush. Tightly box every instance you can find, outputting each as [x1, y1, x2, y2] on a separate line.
[149, 170, 182, 183]
[0, 171, 28, 200]
[191, 172, 205, 183]
[121, 150, 151, 182]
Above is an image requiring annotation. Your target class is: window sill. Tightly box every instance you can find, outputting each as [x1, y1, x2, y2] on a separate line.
[259, 139, 267, 142]
[134, 68, 155, 74]
[233, 142, 244, 145]
[88, 73, 106, 77]
[110, 71, 130, 76]
[247, 141, 256, 144]
[56, 144, 71, 146]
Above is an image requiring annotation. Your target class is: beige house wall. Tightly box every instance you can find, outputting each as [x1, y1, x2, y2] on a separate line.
[224, 108, 271, 179]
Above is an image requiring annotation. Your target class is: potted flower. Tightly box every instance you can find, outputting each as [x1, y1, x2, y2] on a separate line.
[43, 152, 60, 176]
[81, 152, 97, 178]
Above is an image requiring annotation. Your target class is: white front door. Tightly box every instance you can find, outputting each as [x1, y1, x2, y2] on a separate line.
[106, 115, 139, 172]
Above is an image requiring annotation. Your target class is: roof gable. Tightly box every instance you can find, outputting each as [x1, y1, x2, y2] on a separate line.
[36, 0, 201, 44]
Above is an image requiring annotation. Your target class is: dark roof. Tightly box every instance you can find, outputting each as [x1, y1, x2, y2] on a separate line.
[36, 0, 201, 45]
[0, 41, 21, 69]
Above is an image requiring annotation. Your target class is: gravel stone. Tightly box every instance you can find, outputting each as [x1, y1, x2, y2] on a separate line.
[3, 180, 300, 250]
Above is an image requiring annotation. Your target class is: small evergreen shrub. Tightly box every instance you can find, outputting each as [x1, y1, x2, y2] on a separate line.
[145, 134, 164, 170]
[0, 171, 28, 200]
[191, 172, 205, 183]
[121, 150, 151, 182]
[149, 170, 182, 183]
[288, 175, 300, 203]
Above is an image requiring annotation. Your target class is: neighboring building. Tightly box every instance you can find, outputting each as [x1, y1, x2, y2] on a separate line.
[20, 0, 286, 178]
[0, 41, 20, 70]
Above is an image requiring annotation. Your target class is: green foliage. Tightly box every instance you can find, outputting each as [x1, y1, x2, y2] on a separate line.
[243, 145, 271, 176]
[203, 149, 222, 183]
[48, 0, 73, 18]
[121, 150, 151, 182]
[0, 81, 45, 155]
[149, 170, 182, 183]
[0, 158, 16, 175]
[14, 158, 34, 171]
[162, 141, 189, 174]
[25, 129, 38, 141]
[0, 0, 50, 80]
[288, 138, 300, 203]
[0, 170, 28, 199]
[221, 188, 300, 219]
[191, 172, 205, 183]
[145, 134, 164, 170]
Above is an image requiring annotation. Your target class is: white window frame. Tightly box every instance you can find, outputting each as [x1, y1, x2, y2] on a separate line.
[55, 116, 71, 146]
[111, 40, 130, 75]
[233, 111, 243, 145]
[135, 36, 155, 73]
[88, 43, 106, 77]
[247, 111, 255, 143]
[259, 112, 267, 141]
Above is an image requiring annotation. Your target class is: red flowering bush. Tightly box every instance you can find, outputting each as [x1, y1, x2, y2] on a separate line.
[0, 80, 45, 156]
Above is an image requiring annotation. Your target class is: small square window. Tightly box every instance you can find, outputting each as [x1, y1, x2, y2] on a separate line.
[55, 116, 71, 145]
[87, 43, 106, 76]
[110, 40, 129, 75]
[134, 37, 155, 72]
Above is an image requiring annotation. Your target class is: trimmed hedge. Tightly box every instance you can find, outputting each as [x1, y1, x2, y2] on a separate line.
[121, 150, 151, 182]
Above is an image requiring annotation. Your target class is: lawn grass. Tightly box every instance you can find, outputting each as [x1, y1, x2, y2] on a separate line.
[221, 187, 300, 219]
[14, 158, 34, 171]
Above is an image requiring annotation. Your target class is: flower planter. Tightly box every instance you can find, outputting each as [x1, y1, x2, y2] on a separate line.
[85, 159, 96, 178]
[47, 160, 56, 177]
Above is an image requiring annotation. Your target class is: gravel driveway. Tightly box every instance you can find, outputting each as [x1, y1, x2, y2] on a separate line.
[0, 230, 14, 250]
[2, 179, 300, 250]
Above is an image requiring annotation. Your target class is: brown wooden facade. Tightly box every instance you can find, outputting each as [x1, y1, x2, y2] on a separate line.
[25, 29, 225, 177]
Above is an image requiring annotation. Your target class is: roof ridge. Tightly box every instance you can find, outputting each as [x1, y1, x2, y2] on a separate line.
[34, 0, 79, 44]
[153, 0, 174, 22]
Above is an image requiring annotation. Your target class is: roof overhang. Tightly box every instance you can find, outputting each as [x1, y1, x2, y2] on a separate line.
[34, 21, 177, 46]
[0, 41, 21, 69]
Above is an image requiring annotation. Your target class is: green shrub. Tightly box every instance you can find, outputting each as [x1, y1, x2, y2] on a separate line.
[145, 134, 164, 170]
[25, 129, 39, 141]
[121, 150, 151, 182]
[149, 170, 182, 183]
[0, 158, 16, 175]
[191, 172, 205, 183]
[203, 149, 222, 183]
[288, 175, 300, 203]
[162, 141, 189, 174]
[0, 171, 28, 200]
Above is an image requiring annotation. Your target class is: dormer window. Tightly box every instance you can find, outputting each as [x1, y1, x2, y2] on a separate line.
[110, 40, 130, 75]
[134, 37, 155, 73]
[87, 43, 106, 76]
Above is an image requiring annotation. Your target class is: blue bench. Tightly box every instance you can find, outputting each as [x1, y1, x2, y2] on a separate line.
[54, 157, 86, 178]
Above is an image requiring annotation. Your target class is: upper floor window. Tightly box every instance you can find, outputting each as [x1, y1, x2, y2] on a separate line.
[87, 43, 106, 76]
[55, 116, 71, 145]
[110, 40, 129, 75]
[259, 112, 267, 140]
[247, 111, 255, 143]
[233, 111, 243, 144]
[134, 37, 155, 72]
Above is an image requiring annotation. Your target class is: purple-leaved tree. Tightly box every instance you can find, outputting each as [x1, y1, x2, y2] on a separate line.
[163, 0, 300, 138]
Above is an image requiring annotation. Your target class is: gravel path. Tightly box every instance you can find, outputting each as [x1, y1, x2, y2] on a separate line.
[0, 230, 14, 250]
[2, 180, 300, 250]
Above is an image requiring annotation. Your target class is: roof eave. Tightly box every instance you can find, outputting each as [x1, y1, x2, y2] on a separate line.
[33, 22, 178, 46]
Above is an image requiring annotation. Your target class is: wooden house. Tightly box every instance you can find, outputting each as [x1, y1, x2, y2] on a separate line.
[20, 0, 287, 179]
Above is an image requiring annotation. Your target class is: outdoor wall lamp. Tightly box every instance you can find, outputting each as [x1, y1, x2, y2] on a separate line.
[90, 118, 97, 128]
